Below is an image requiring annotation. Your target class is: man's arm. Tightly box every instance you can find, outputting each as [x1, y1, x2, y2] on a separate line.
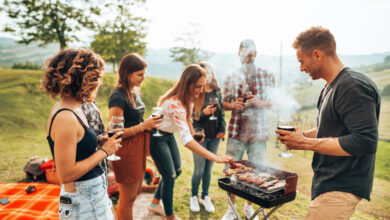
[276, 129, 351, 156]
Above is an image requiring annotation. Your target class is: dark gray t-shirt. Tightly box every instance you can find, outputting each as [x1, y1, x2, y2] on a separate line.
[108, 87, 145, 128]
[312, 67, 381, 201]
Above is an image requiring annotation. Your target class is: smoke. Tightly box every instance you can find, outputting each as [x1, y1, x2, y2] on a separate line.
[267, 85, 300, 124]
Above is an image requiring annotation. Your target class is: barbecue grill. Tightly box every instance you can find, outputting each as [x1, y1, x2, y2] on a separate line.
[218, 160, 298, 220]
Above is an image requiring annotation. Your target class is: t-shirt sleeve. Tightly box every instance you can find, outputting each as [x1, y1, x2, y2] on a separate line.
[167, 102, 194, 145]
[108, 89, 126, 110]
[337, 83, 379, 155]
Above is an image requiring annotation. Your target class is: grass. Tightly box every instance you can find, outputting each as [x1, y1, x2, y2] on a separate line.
[0, 67, 389, 219]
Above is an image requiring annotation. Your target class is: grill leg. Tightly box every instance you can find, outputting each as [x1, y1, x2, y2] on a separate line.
[260, 205, 283, 220]
[249, 207, 265, 220]
[228, 193, 242, 220]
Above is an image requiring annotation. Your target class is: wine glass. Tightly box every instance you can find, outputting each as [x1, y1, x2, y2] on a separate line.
[152, 107, 163, 137]
[209, 97, 218, 120]
[242, 90, 252, 116]
[107, 116, 124, 161]
[194, 127, 205, 143]
[277, 122, 294, 158]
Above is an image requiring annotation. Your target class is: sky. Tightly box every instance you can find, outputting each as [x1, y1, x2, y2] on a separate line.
[1, 0, 390, 55]
[138, 0, 390, 55]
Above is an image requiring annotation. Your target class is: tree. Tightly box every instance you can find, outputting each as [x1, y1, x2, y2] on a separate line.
[91, 0, 147, 72]
[170, 23, 213, 66]
[384, 55, 390, 64]
[2, 0, 100, 50]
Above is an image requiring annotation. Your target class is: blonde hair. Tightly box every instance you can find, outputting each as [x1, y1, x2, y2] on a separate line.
[158, 64, 206, 126]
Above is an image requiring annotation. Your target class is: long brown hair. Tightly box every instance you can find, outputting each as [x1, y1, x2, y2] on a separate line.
[117, 53, 147, 108]
[158, 64, 206, 125]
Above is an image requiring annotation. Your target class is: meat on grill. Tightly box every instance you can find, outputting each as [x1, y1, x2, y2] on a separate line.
[267, 180, 286, 191]
[260, 179, 279, 188]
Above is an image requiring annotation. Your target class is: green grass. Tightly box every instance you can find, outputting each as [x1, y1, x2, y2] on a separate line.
[0, 67, 389, 219]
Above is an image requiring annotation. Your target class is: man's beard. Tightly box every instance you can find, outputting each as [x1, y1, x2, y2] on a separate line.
[241, 62, 256, 75]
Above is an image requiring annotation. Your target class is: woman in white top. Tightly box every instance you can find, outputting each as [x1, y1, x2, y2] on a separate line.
[147, 64, 233, 220]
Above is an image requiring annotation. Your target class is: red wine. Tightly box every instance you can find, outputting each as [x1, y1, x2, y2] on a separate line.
[277, 125, 295, 132]
[108, 130, 123, 139]
[194, 134, 203, 142]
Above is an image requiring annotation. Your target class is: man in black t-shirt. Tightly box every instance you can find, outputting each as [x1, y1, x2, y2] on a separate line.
[276, 27, 381, 220]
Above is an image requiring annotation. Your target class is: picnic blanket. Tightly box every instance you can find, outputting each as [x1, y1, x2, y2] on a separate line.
[0, 182, 60, 220]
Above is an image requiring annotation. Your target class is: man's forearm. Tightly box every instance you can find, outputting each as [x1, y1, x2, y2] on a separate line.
[301, 137, 351, 156]
[223, 102, 234, 111]
[303, 128, 317, 138]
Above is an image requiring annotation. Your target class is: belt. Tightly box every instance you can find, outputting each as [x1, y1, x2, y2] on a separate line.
[151, 129, 172, 136]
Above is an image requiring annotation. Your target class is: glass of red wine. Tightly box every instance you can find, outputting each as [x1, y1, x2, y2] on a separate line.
[152, 107, 164, 137]
[194, 127, 205, 143]
[107, 116, 124, 161]
[242, 90, 252, 116]
[277, 124, 295, 158]
[209, 97, 218, 120]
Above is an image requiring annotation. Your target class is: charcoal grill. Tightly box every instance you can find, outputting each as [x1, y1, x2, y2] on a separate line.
[218, 160, 298, 220]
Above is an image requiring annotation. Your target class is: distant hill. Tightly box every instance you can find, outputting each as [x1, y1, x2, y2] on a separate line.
[1, 37, 389, 83]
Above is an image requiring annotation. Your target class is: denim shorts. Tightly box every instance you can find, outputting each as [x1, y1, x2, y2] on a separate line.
[58, 174, 114, 220]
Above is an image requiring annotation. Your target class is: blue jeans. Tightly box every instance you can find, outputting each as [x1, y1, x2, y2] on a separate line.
[58, 174, 113, 220]
[224, 138, 266, 170]
[191, 138, 220, 198]
[150, 132, 182, 216]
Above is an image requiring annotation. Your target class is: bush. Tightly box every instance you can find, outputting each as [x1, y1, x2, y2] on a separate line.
[382, 84, 390, 96]
[12, 61, 43, 70]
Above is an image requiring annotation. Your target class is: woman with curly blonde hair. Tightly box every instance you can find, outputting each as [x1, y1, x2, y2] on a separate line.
[41, 48, 121, 219]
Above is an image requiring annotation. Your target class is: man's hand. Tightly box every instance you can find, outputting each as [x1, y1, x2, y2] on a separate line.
[246, 97, 271, 108]
[230, 98, 245, 110]
[275, 128, 306, 150]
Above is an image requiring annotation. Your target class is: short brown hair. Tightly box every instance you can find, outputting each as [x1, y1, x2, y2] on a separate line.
[41, 48, 105, 103]
[293, 26, 336, 56]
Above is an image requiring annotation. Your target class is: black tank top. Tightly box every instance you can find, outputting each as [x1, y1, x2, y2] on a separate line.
[47, 108, 103, 181]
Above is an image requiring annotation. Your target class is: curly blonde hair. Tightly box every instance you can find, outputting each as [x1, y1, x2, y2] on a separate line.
[41, 48, 105, 103]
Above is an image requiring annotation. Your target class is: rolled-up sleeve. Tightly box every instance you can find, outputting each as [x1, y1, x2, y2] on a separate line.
[337, 84, 379, 155]
[167, 103, 194, 145]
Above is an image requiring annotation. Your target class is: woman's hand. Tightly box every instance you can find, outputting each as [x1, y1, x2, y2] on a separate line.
[98, 134, 109, 146]
[216, 132, 225, 139]
[213, 155, 234, 163]
[143, 115, 164, 130]
[101, 131, 123, 156]
[202, 105, 216, 116]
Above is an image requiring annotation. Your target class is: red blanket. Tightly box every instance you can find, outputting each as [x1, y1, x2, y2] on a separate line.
[0, 182, 60, 220]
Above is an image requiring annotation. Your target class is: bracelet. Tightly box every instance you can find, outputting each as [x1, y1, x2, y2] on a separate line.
[131, 127, 136, 136]
[302, 132, 306, 137]
[139, 122, 144, 132]
[99, 148, 109, 157]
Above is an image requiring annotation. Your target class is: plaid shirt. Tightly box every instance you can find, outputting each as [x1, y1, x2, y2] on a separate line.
[223, 66, 275, 143]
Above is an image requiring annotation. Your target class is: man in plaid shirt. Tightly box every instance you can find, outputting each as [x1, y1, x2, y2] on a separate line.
[221, 39, 275, 220]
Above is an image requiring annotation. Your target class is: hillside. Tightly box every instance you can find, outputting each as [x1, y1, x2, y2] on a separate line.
[0, 68, 389, 219]
[0, 68, 175, 182]
[294, 68, 390, 141]
[1, 37, 390, 82]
